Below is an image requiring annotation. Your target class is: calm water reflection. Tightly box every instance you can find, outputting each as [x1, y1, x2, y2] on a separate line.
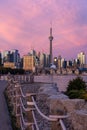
[35, 75, 87, 92]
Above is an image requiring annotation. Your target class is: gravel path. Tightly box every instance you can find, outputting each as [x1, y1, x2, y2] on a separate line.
[0, 81, 13, 130]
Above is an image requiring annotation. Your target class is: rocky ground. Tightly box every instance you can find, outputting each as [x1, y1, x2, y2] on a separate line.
[21, 82, 87, 130]
[21, 82, 51, 130]
[21, 82, 74, 130]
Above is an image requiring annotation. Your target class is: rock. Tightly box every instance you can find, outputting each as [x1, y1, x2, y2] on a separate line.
[9, 78, 87, 130]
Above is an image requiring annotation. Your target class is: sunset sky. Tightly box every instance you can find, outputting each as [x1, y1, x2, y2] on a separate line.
[0, 0, 87, 61]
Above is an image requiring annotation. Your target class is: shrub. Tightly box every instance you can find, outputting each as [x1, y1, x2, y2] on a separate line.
[81, 91, 87, 101]
[67, 77, 86, 92]
[66, 89, 86, 99]
[67, 90, 79, 99]
[65, 77, 87, 99]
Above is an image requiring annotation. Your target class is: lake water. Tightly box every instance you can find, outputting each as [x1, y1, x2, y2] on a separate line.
[35, 75, 87, 92]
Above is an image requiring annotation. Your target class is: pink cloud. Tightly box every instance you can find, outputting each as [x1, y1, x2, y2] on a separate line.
[0, 0, 87, 61]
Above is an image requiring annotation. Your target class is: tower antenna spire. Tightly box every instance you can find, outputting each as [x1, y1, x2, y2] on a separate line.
[49, 21, 54, 65]
[50, 21, 52, 27]
[50, 21, 53, 36]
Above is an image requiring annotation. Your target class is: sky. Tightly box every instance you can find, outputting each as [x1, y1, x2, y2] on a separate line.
[0, 0, 87, 61]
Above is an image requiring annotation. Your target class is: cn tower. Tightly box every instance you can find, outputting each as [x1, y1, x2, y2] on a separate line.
[49, 25, 54, 65]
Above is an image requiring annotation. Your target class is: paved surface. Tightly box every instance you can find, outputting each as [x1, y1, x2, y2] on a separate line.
[0, 81, 13, 130]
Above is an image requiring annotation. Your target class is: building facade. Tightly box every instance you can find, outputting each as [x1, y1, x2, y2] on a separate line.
[2, 49, 20, 68]
[77, 52, 86, 67]
[23, 55, 35, 72]
[4, 62, 15, 69]
[58, 55, 62, 69]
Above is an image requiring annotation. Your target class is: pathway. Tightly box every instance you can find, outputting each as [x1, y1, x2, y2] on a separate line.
[0, 80, 13, 130]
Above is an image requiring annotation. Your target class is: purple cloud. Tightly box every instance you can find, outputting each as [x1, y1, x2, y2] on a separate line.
[0, 0, 87, 62]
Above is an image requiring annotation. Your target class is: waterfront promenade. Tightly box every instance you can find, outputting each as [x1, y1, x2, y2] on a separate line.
[0, 80, 12, 130]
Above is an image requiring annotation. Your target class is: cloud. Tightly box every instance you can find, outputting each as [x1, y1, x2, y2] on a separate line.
[0, 0, 87, 61]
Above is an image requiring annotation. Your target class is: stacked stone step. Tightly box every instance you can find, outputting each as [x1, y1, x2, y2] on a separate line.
[6, 75, 68, 130]
[19, 83, 37, 130]
[6, 76, 21, 128]
[26, 93, 36, 130]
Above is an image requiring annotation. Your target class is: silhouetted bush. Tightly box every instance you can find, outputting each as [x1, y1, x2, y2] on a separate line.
[81, 91, 87, 101]
[67, 77, 86, 91]
[65, 77, 87, 100]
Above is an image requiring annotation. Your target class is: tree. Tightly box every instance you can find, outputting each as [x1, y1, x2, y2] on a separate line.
[67, 77, 86, 91]
[65, 77, 87, 99]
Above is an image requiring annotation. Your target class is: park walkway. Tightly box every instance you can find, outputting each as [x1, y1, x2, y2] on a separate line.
[0, 81, 13, 130]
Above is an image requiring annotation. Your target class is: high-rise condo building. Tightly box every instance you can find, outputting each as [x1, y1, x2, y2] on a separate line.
[46, 54, 50, 67]
[30, 49, 36, 56]
[2, 50, 10, 63]
[39, 53, 47, 68]
[58, 55, 62, 69]
[10, 49, 20, 63]
[54, 57, 58, 67]
[77, 52, 86, 67]
[2, 49, 20, 68]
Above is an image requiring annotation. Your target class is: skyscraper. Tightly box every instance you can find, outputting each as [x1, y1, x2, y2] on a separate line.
[54, 57, 58, 67]
[30, 49, 36, 56]
[49, 25, 53, 65]
[58, 55, 62, 69]
[2, 49, 20, 68]
[23, 55, 35, 72]
[77, 52, 86, 67]
[39, 53, 46, 68]
[2, 50, 10, 63]
[10, 49, 20, 63]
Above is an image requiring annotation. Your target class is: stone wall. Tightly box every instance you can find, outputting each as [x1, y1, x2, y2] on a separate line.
[37, 83, 87, 130]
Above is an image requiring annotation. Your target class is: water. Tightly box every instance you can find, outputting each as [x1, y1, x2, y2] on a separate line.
[35, 75, 87, 92]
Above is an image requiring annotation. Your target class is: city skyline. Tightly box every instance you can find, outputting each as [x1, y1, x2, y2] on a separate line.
[1, 49, 86, 64]
[0, 0, 87, 61]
